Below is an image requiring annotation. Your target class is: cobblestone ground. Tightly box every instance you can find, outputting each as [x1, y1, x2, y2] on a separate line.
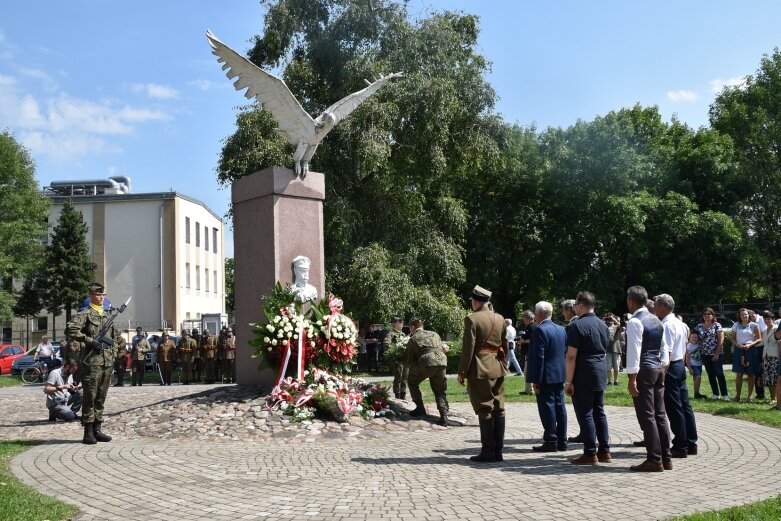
[4, 383, 781, 521]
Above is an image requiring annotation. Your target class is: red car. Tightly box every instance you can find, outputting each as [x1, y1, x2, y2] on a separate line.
[0, 344, 26, 375]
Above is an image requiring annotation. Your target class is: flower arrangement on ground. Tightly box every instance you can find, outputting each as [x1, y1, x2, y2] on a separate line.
[268, 368, 395, 422]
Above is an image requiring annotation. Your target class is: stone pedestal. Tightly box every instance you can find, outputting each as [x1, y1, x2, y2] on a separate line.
[232, 166, 325, 387]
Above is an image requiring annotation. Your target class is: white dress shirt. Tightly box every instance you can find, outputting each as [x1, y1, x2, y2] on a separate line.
[506, 325, 516, 346]
[662, 313, 689, 362]
[35, 342, 54, 358]
[626, 308, 670, 374]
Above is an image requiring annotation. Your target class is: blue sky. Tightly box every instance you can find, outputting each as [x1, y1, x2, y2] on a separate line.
[2, 1, 780, 257]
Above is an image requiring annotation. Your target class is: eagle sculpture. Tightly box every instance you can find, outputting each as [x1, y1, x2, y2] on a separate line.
[207, 30, 402, 178]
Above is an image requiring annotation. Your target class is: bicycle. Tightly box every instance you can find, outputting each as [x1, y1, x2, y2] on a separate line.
[21, 360, 50, 384]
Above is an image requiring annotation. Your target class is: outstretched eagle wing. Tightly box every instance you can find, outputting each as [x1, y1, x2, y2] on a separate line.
[324, 72, 403, 125]
[207, 30, 314, 143]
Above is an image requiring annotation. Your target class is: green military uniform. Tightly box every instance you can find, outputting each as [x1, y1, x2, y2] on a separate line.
[65, 282, 126, 445]
[201, 331, 217, 383]
[177, 332, 197, 385]
[131, 336, 150, 386]
[384, 326, 409, 399]
[404, 327, 449, 425]
[458, 285, 508, 462]
[192, 329, 203, 383]
[157, 337, 176, 385]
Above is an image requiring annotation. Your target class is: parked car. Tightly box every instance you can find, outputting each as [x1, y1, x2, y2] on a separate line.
[11, 345, 63, 375]
[0, 344, 26, 375]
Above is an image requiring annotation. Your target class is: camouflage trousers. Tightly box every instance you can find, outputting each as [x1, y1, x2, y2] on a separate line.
[392, 362, 409, 396]
[408, 365, 449, 415]
[80, 360, 113, 425]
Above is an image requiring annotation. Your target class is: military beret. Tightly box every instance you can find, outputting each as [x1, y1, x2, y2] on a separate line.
[471, 285, 492, 302]
[88, 282, 106, 294]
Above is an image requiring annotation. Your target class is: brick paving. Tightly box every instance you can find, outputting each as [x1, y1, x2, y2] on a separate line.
[4, 383, 781, 520]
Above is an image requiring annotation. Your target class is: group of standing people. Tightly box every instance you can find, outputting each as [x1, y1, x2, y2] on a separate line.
[455, 284, 700, 471]
[126, 326, 237, 386]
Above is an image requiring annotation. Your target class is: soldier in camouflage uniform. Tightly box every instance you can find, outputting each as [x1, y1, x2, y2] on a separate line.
[65, 282, 126, 445]
[404, 318, 450, 426]
[384, 316, 409, 399]
[156, 333, 176, 385]
[177, 330, 197, 385]
[201, 330, 217, 384]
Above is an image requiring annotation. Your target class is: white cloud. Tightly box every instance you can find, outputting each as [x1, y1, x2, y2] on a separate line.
[130, 82, 179, 99]
[19, 67, 57, 90]
[710, 76, 747, 93]
[188, 79, 217, 91]
[666, 89, 699, 103]
[0, 73, 172, 163]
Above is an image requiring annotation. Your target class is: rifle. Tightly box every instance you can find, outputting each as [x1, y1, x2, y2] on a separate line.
[93, 297, 132, 351]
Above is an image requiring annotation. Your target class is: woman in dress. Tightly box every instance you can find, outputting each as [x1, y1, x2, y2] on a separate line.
[695, 307, 729, 400]
[731, 308, 762, 402]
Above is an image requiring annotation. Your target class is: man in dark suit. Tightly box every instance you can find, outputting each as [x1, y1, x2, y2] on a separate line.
[528, 301, 568, 452]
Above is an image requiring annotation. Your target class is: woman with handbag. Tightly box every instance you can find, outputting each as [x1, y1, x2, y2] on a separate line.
[695, 308, 729, 401]
[731, 308, 762, 402]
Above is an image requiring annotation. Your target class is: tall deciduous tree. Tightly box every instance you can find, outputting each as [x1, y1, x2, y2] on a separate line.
[46, 201, 96, 322]
[12, 276, 44, 348]
[710, 49, 781, 298]
[225, 257, 235, 317]
[0, 130, 50, 322]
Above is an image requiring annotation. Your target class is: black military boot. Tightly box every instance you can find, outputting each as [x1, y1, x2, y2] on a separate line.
[438, 411, 448, 426]
[83, 423, 97, 445]
[470, 417, 496, 462]
[399, 392, 406, 400]
[93, 421, 112, 442]
[409, 399, 426, 417]
[494, 415, 506, 461]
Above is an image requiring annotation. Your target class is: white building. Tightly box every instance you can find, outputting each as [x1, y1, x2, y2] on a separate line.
[5, 177, 225, 344]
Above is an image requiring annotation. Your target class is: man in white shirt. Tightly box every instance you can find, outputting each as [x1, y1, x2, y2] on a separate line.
[504, 319, 522, 375]
[655, 294, 698, 458]
[33, 336, 55, 373]
[44, 360, 82, 422]
[625, 285, 672, 472]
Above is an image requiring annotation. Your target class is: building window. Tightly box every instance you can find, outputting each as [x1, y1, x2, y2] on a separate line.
[204, 227, 209, 251]
[186, 263, 191, 288]
[205, 268, 210, 292]
[185, 217, 190, 244]
[213, 270, 218, 294]
[196, 265, 200, 291]
[35, 317, 48, 332]
[212, 228, 218, 253]
[186, 312, 191, 319]
[195, 222, 200, 247]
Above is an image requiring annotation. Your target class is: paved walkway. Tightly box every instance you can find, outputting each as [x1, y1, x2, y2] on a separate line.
[4, 383, 781, 521]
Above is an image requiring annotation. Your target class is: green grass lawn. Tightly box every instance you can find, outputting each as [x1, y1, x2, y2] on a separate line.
[0, 441, 77, 521]
[0, 375, 24, 388]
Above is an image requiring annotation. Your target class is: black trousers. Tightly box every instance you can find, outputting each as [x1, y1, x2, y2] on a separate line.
[633, 367, 671, 464]
[572, 387, 610, 455]
[131, 360, 145, 385]
[664, 360, 698, 451]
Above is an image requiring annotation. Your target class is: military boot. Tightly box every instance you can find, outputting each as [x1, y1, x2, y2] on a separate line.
[469, 417, 496, 462]
[82, 423, 97, 445]
[438, 411, 448, 426]
[93, 421, 112, 442]
[399, 392, 406, 400]
[409, 399, 426, 417]
[494, 415, 506, 461]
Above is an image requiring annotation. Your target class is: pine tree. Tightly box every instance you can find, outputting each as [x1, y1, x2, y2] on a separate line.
[46, 201, 96, 322]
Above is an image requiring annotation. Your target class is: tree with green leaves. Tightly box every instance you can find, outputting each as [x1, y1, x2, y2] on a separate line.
[0, 130, 50, 322]
[710, 48, 781, 298]
[46, 201, 96, 322]
[225, 257, 235, 317]
[12, 276, 44, 348]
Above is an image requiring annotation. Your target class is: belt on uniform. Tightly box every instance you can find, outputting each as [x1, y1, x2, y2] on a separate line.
[477, 347, 501, 353]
